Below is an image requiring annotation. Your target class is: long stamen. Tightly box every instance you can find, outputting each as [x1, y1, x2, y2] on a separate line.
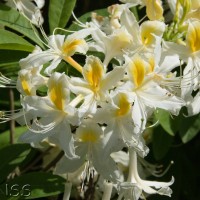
[22, 109, 63, 134]
[25, 119, 57, 134]
[0, 109, 23, 123]
[39, 25, 50, 42]
[53, 28, 76, 36]
[0, 73, 16, 88]
[72, 11, 88, 28]
[30, 23, 50, 49]
[0, 111, 10, 123]
[139, 158, 174, 177]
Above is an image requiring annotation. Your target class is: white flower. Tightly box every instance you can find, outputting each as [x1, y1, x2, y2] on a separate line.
[163, 20, 200, 101]
[118, 149, 174, 200]
[20, 29, 91, 75]
[120, 0, 163, 20]
[16, 65, 47, 96]
[55, 120, 120, 182]
[118, 54, 184, 133]
[120, 7, 165, 55]
[19, 72, 81, 158]
[68, 55, 125, 114]
[90, 27, 133, 67]
[94, 92, 149, 157]
[5, 0, 45, 26]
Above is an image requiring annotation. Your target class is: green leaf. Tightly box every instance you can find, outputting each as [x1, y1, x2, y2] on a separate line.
[152, 125, 173, 160]
[155, 109, 180, 136]
[130, 6, 139, 21]
[0, 3, 43, 47]
[0, 88, 21, 109]
[179, 114, 200, 143]
[0, 144, 31, 184]
[0, 50, 28, 67]
[0, 172, 65, 199]
[49, 0, 77, 33]
[0, 127, 28, 150]
[0, 29, 34, 52]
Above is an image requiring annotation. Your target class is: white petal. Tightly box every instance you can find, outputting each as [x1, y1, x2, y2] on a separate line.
[187, 92, 200, 116]
[48, 123, 78, 159]
[48, 35, 65, 52]
[44, 57, 62, 75]
[55, 145, 87, 174]
[19, 50, 57, 69]
[34, 0, 45, 9]
[101, 67, 125, 91]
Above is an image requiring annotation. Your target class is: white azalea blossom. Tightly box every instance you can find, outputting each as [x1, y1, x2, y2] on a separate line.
[68, 55, 125, 114]
[20, 29, 92, 75]
[90, 27, 133, 67]
[163, 20, 200, 112]
[120, 0, 163, 20]
[16, 65, 47, 96]
[19, 72, 81, 158]
[5, 0, 45, 26]
[94, 92, 149, 157]
[117, 54, 185, 133]
[55, 120, 120, 181]
[118, 149, 174, 200]
[120, 7, 165, 56]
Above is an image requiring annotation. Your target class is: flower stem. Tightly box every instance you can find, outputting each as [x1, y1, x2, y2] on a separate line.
[102, 181, 113, 200]
[9, 89, 15, 144]
[127, 148, 137, 182]
[63, 182, 72, 200]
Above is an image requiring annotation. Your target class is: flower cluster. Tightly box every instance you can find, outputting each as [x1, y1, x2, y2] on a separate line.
[1, 0, 200, 199]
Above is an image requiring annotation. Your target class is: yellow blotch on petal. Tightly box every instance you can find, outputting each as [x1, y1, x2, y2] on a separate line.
[191, 0, 200, 10]
[148, 57, 155, 73]
[49, 81, 64, 111]
[111, 31, 132, 51]
[62, 39, 85, 57]
[20, 76, 31, 96]
[78, 131, 100, 143]
[186, 8, 200, 20]
[187, 21, 200, 53]
[141, 21, 164, 46]
[129, 57, 146, 88]
[115, 94, 131, 117]
[146, 0, 163, 20]
[84, 58, 104, 93]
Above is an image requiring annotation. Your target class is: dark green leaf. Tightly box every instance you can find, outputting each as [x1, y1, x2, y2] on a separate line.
[0, 127, 27, 150]
[152, 125, 173, 160]
[0, 144, 31, 183]
[0, 172, 65, 199]
[0, 29, 34, 52]
[155, 109, 180, 136]
[0, 4, 43, 47]
[130, 6, 139, 21]
[179, 114, 200, 143]
[0, 50, 28, 68]
[49, 0, 76, 33]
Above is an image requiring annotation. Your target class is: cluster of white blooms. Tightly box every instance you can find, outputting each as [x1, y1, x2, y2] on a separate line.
[1, 0, 200, 199]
